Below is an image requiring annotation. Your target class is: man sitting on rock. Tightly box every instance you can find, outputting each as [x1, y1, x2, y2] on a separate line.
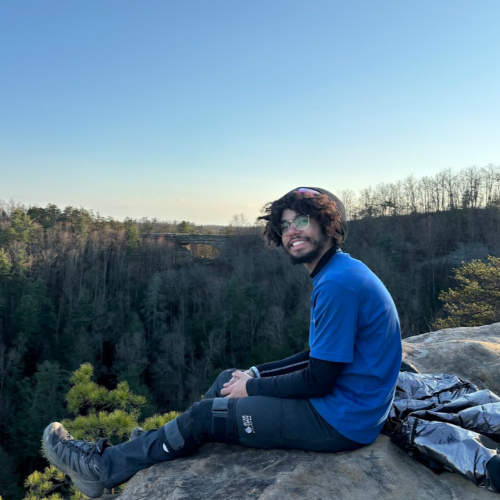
[43, 187, 403, 498]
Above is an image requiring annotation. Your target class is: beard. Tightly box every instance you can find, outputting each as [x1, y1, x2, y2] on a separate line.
[284, 234, 329, 266]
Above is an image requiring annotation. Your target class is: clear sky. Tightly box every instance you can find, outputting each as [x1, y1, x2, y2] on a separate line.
[1, 1, 499, 224]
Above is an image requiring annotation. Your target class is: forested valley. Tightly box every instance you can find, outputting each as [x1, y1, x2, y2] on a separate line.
[1, 164, 500, 499]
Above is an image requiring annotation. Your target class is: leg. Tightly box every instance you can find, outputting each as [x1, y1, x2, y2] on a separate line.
[44, 395, 364, 495]
[130, 368, 236, 439]
[42, 369, 236, 496]
[200, 369, 363, 452]
[43, 399, 224, 498]
[233, 396, 364, 453]
[203, 368, 237, 399]
[99, 396, 363, 488]
[98, 397, 237, 488]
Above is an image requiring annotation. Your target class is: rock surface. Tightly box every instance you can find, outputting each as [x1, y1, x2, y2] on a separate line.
[118, 437, 497, 500]
[403, 322, 500, 394]
[113, 324, 500, 500]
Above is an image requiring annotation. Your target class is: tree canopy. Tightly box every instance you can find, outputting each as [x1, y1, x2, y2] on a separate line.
[434, 256, 500, 329]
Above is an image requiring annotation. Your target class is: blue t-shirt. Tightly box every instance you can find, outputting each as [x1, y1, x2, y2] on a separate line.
[309, 251, 402, 444]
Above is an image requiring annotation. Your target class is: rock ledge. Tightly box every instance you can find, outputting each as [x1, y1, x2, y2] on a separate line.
[114, 324, 500, 500]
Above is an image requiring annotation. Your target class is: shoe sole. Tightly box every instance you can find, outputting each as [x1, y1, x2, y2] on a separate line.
[42, 423, 105, 499]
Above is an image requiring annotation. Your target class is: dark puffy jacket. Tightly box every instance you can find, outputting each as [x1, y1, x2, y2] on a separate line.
[383, 366, 500, 493]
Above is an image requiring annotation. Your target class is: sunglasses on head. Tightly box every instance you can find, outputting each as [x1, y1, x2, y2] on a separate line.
[277, 214, 310, 237]
[293, 188, 322, 196]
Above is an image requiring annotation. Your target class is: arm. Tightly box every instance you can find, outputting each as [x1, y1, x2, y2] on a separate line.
[250, 350, 311, 378]
[246, 281, 357, 399]
[225, 350, 311, 391]
[246, 356, 345, 399]
[224, 281, 358, 399]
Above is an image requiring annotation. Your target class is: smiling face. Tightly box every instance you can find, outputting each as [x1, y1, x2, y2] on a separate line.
[280, 208, 333, 272]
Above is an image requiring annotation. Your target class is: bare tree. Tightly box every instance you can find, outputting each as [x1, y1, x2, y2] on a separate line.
[338, 189, 357, 220]
[228, 213, 250, 235]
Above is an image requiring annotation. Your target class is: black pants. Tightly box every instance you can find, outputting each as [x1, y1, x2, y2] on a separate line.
[99, 369, 364, 489]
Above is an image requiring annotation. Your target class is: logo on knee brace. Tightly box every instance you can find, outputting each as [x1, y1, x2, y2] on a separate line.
[242, 415, 255, 434]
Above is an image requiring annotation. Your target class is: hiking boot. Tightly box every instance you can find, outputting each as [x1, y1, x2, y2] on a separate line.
[129, 427, 146, 440]
[42, 422, 105, 498]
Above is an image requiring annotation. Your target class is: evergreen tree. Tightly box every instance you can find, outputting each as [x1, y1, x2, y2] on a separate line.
[10, 245, 31, 282]
[5, 210, 37, 244]
[44, 204, 62, 227]
[176, 221, 196, 234]
[27, 204, 61, 229]
[63, 363, 144, 441]
[22, 363, 178, 500]
[0, 443, 21, 500]
[72, 217, 88, 240]
[12, 280, 56, 360]
[14, 294, 40, 339]
[124, 219, 140, 254]
[14, 362, 69, 466]
[62, 364, 178, 442]
[434, 256, 500, 328]
[23, 465, 68, 500]
[0, 248, 12, 278]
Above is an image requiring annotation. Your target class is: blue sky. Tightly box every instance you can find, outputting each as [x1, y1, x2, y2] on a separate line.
[1, 1, 499, 224]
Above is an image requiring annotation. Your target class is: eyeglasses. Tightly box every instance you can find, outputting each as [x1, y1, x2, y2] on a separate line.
[277, 214, 310, 236]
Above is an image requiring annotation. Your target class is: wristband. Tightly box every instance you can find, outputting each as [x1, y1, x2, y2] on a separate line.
[249, 366, 261, 378]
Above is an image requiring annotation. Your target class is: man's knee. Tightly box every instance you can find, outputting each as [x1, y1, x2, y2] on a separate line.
[176, 397, 238, 446]
[204, 368, 238, 399]
[161, 400, 215, 454]
[217, 368, 237, 384]
[175, 398, 214, 443]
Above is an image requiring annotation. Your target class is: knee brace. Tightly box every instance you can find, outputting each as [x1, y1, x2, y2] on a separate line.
[162, 418, 186, 452]
[211, 397, 238, 444]
[171, 397, 238, 450]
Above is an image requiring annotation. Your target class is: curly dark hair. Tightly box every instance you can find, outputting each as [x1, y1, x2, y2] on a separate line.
[258, 188, 346, 249]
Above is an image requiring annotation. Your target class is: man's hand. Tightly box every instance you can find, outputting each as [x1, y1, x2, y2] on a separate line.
[221, 370, 251, 399]
[223, 369, 253, 389]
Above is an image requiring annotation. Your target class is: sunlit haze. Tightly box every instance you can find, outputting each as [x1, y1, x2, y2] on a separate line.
[1, 1, 499, 224]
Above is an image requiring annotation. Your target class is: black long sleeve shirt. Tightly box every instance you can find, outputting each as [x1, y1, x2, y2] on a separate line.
[246, 355, 345, 399]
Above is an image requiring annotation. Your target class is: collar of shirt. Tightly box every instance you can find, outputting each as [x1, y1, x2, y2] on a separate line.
[310, 246, 341, 279]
